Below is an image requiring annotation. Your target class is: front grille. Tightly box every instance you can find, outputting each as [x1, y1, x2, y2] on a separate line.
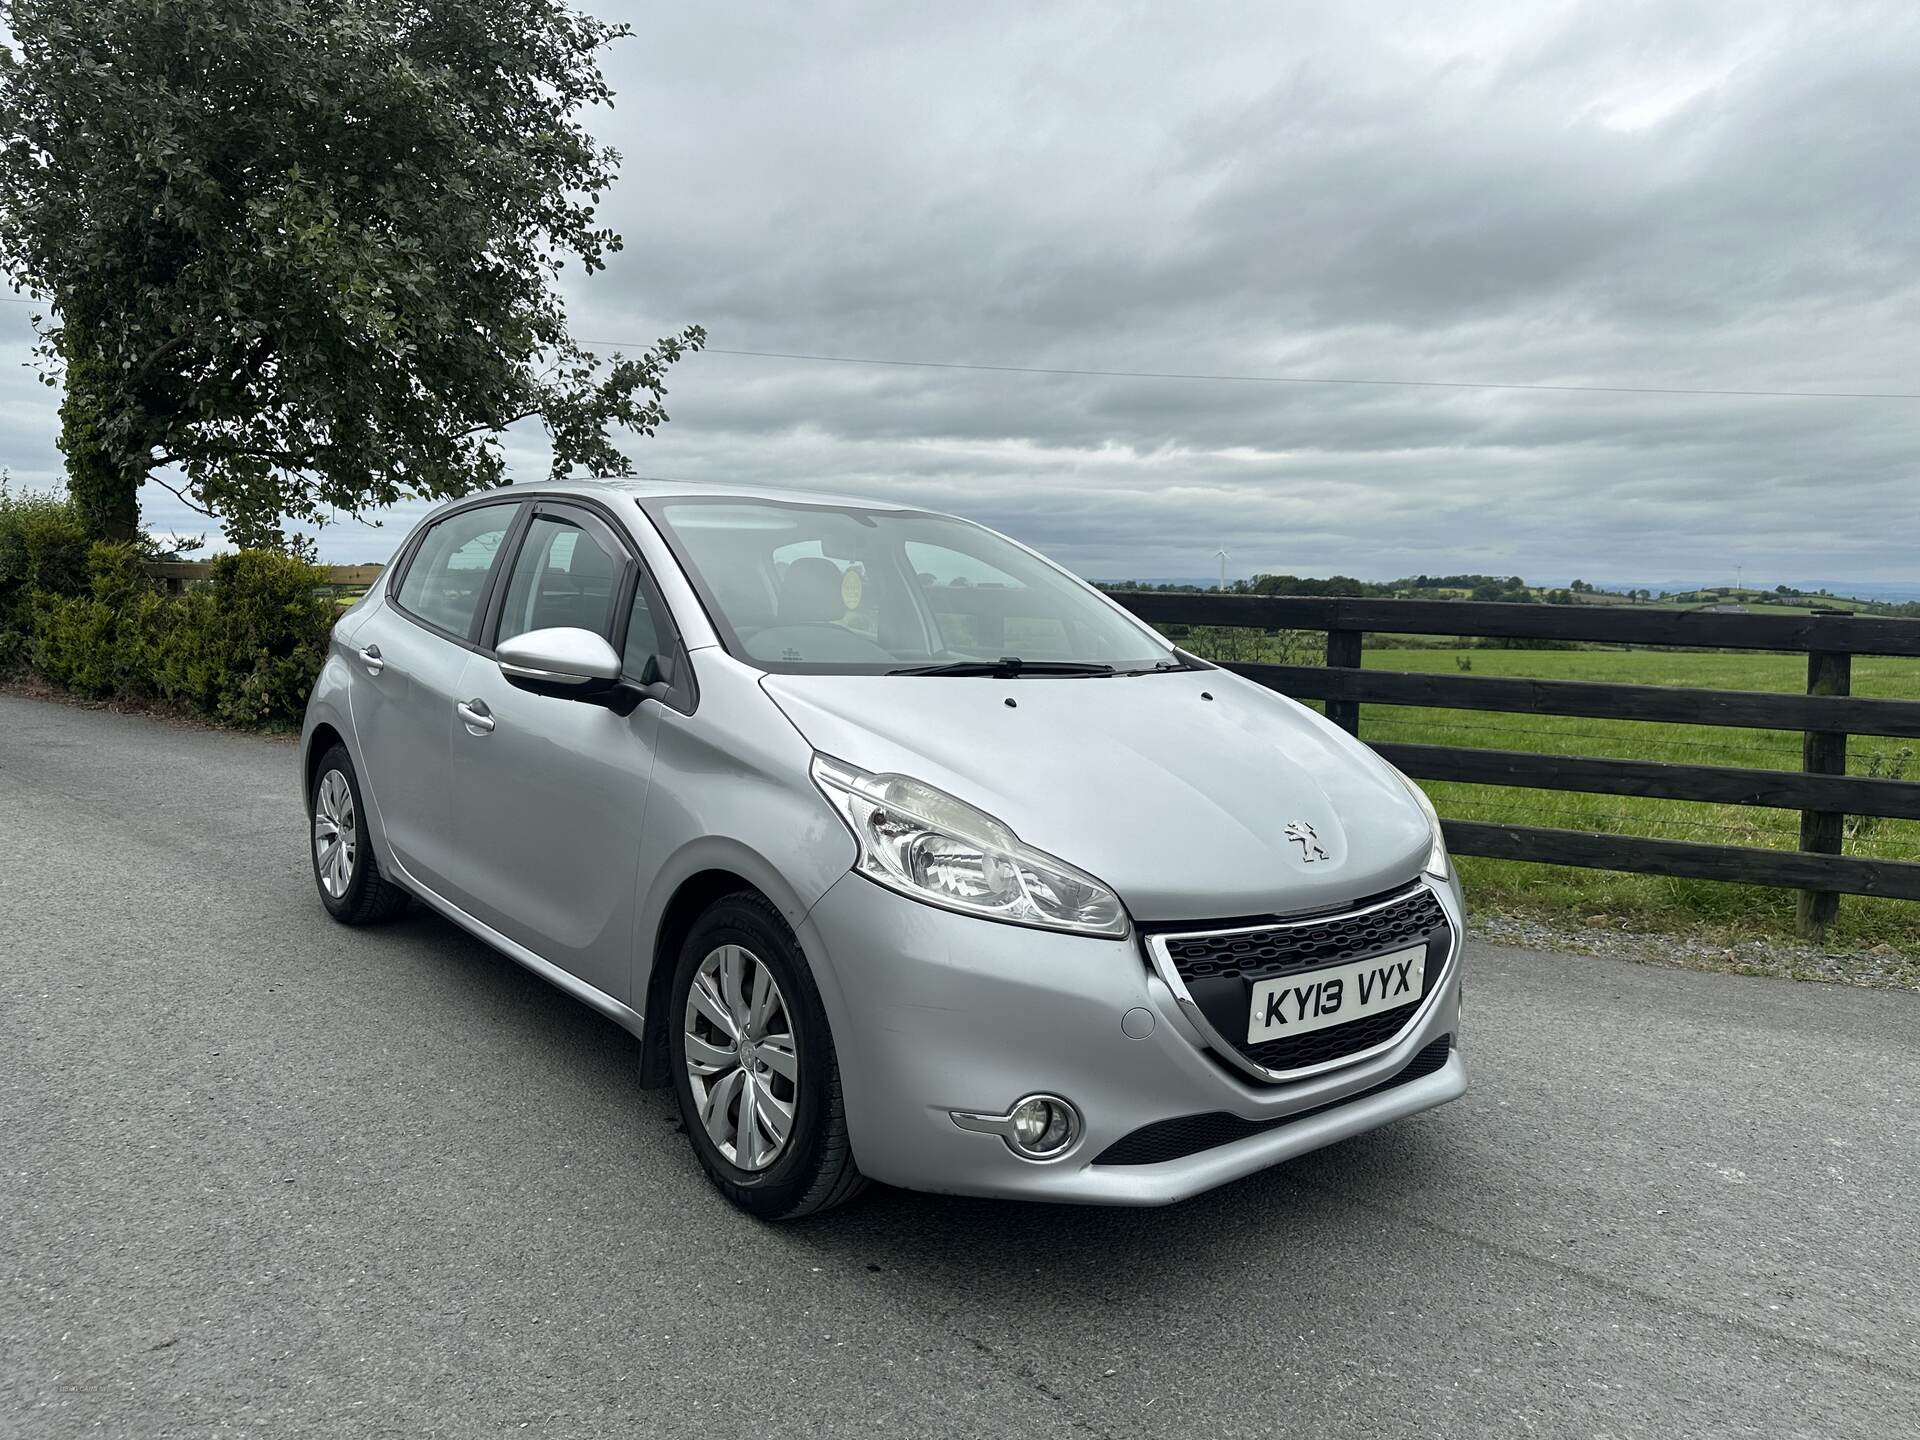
[1093, 1035, 1454, 1166]
[1150, 885, 1452, 1078]
[1161, 886, 1447, 981]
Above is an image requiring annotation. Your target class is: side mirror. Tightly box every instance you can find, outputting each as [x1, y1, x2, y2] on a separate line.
[625, 651, 679, 708]
[497, 627, 627, 706]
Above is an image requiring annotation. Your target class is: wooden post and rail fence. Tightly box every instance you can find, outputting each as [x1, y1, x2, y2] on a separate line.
[141, 559, 1920, 938]
[1111, 591, 1920, 940]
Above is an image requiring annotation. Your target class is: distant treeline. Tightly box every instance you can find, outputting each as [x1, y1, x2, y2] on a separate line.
[1106, 571, 1920, 618]
[1105, 573, 1561, 603]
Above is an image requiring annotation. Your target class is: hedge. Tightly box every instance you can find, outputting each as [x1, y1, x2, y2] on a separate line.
[1, 489, 334, 728]
[0, 481, 91, 670]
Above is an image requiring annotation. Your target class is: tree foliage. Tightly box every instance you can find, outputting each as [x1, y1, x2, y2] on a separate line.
[0, 0, 702, 548]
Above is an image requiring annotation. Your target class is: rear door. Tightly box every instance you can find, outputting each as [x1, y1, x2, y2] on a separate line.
[350, 500, 520, 892]
[441, 500, 684, 1004]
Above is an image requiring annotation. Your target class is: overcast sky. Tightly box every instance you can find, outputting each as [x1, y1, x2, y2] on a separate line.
[6, 0, 1920, 583]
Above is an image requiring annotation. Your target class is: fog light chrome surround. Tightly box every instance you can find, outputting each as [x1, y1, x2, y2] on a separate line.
[949, 1094, 1083, 1162]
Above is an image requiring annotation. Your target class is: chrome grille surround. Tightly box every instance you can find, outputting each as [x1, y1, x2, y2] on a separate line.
[1143, 880, 1460, 1086]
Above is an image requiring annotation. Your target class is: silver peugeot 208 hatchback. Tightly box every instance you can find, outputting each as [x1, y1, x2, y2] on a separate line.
[301, 480, 1464, 1218]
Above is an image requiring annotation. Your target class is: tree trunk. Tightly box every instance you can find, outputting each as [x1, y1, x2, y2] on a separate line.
[57, 322, 142, 542]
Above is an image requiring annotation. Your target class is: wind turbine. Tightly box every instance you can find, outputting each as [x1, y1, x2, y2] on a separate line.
[1215, 548, 1230, 591]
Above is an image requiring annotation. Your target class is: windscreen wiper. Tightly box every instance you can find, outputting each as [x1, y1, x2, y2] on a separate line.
[888, 657, 1117, 678]
[1113, 658, 1203, 676]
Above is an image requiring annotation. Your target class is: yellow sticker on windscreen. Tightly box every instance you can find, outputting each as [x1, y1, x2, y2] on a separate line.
[841, 568, 864, 611]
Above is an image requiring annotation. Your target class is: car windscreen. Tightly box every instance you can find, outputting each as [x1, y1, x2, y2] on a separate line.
[641, 497, 1185, 676]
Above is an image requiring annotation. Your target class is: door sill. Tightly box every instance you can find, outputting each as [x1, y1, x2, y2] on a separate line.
[385, 856, 646, 1039]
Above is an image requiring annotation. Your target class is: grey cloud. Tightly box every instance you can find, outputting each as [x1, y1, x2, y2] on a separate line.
[3, 0, 1918, 587]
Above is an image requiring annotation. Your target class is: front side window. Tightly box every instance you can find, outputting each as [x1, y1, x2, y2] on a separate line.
[643, 498, 1183, 676]
[395, 504, 516, 638]
[496, 512, 625, 646]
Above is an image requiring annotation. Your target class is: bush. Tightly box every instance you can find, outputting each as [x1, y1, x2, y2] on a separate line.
[1178, 624, 1321, 666]
[174, 550, 334, 725]
[28, 542, 334, 727]
[1475, 635, 1579, 651]
[0, 481, 90, 670]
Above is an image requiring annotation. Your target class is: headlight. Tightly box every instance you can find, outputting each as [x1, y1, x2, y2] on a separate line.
[811, 754, 1128, 937]
[1392, 767, 1451, 880]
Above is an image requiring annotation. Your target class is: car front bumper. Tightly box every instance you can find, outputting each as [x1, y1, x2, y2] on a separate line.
[799, 871, 1465, 1205]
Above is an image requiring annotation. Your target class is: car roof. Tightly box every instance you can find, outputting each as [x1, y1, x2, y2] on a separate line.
[496, 476, 932, 514]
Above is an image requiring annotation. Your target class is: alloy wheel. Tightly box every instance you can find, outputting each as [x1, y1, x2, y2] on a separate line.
[313, 769, 358, 899]
[683, 943, 800, 1172]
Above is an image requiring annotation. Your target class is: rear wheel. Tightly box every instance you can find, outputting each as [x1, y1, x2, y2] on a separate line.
[309, 744, 409, 925]
[669, 892, 865, 1219]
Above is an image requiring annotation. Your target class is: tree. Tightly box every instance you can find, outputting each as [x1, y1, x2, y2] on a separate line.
[0, 0, 702, 548]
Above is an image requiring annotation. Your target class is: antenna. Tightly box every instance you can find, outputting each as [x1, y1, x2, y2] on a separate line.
[1215, 548, 1230, 591]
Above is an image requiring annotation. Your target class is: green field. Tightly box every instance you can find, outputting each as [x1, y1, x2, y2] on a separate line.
[1179, 635, 1920, 950]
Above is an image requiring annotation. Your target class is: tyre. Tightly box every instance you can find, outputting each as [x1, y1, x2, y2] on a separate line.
[669, 892, 865, 1220]
[309, 743, 410, 925]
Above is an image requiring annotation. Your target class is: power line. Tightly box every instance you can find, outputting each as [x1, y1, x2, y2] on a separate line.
[8, 294, 1915, 401]
[676, 344, 1920, 404]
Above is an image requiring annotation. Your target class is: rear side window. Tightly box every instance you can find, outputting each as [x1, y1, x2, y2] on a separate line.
[395, 505, 515, 638]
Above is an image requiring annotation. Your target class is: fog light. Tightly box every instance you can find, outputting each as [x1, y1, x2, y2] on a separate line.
[949, 1093, 1083, 1162]
[1010, 1097, 1073, 1157]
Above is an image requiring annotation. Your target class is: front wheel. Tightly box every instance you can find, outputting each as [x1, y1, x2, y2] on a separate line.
[668, 892, 865, 1219]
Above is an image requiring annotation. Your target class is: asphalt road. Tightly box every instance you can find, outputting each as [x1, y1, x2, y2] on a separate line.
[3, 692, 1917, 1439]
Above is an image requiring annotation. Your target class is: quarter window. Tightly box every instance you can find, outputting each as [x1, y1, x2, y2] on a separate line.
[395, 504, 515, 638]
[623, 585, 665, 678]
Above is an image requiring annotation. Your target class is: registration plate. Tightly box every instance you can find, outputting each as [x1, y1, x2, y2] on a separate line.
[1246, 945, 1427, 1044]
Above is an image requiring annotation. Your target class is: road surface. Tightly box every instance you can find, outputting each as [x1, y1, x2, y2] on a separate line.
[2, 693, 1916, 1438]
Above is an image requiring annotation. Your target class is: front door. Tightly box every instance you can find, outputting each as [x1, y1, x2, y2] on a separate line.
[350, 500, 519, 892]
[441, 503, 667, 1004]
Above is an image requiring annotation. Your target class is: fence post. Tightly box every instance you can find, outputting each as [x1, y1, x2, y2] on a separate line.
[1797, 648, 1851, 941]
[1325, 628, 1363, 735]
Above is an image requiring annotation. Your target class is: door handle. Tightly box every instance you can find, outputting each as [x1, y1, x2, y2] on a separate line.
[456, 698, 495, 734]
[357, 643, 384, 676]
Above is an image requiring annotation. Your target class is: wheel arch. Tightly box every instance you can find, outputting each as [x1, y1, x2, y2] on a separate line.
[300, 681, 392, 856]
[303, 722, 348, 810]
[636, 840, 831, 1088]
